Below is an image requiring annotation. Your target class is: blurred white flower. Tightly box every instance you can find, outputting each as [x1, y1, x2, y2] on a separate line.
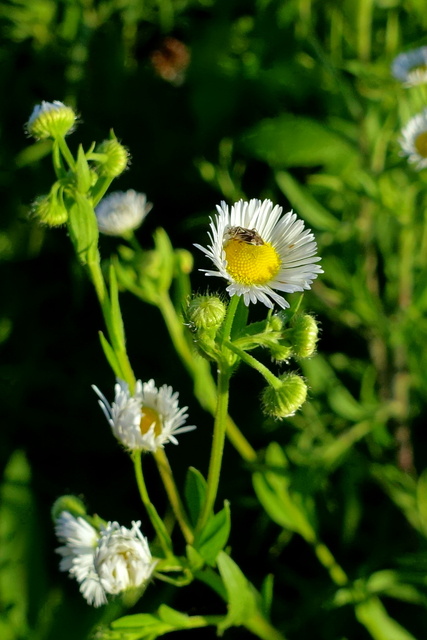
[400, 109, 427, 169]
[392, 47, 427, 87]
[93, 379, 196, 452]
[194, 198, 322, 309]
[55, 512, 155, 607]
[95, 190, 152, 236]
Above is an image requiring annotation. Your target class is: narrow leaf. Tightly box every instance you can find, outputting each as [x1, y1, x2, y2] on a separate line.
[98, 331, 123, 379]
[195, 501, 231, 566]
[185, 467, 208, 527]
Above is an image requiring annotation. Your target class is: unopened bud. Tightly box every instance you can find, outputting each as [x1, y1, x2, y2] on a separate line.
[51, 495, 86, 522]
[269, 343, 293, 363]
[268, 314, 285, 332]
[291, 314, 319, 358]
[32, 192, 68, 227]
[187, 295, 226, 331]
[262, 373, 307, 418]
[175, 249, 194, 275]
[26, 100, 77, 139]
[96, 136, 129, 178]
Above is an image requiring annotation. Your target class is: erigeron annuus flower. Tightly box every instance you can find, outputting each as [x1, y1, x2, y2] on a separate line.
[92, 379, 195, 452]
[195, 198, 322, 309]
[55, 512, 155, 607]
[95, 190, 152, 237]
[392, 47, 427, 87]
[26, 100, 77, 139]
[399, 110, 427, 169]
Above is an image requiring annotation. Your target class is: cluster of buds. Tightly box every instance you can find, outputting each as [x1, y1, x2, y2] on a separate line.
[186, 294, 227, 360]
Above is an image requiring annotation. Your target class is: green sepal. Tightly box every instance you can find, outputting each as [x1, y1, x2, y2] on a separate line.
[253, 442, 316, 543]
[184, 467, 208, 527]
[108, 262, 126, 351]
[194, 501, 231, 566]
[216, 551, 260, 633]
[66, 191, 100, 265]
[98, 331, 123, 379]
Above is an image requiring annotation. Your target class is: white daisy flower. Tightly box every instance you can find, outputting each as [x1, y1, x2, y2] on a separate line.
[92, 379, 196, 452]
[392, 47, 427, 87]
[95, 190, 152, 236]
[194, 198, 322, 309]
[399, 109, 427, 169]
[26, 100, 77, 139]
[55, 513, 155, 607]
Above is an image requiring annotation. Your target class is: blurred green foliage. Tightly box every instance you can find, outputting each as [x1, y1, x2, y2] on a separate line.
[2, 0, 427, 638]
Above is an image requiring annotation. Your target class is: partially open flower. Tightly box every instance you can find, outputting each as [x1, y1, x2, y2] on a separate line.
[26, 100, 77, 139]
[55, 512, 155, 607]
[92, 379, 196, 452]
[195, 199, 322, 309]
[399, 110, 427, 170]
[95, 190, 152, 236]
[392, 47, 427, 87]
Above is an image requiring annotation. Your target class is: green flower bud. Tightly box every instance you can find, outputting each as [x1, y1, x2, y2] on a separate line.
[262, 373, 307, 418]
[96, 136, 129, 178]
[268, 314, 285, 332]
[32, 192, 68, 227]
[175, 248, 194, 275]
[26, 101, 77, 139]
[269, 343, 293, 363]
[290, 314, 319, 358]
[187, 295, 226, 330]
[51, 495, 87, 522]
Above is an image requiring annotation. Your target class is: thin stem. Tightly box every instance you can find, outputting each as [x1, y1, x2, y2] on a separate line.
[196, 368, 231, 534]
[225, 340, 281, 389]
[132, 450, 151, 506]
[55, 135, 76, 171]
[154, 448, 194, 544]
[313, 540, 348, 587]
[220, 295, 240, 346]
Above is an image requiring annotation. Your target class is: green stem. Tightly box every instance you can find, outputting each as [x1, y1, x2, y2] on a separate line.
[313, 540, 348, 587]
[55, 135, 76, 170]
[225, 340, 281, 389]
[220, 295, 240, 347]
[197, 367, 231, 534]
[132, 450, 151, 506]
[245, 613, 288, 640]
[154, 448, 194, 544]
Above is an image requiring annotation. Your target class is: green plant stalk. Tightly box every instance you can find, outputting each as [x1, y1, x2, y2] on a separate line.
[197, 367, 231, 534]
[154, 448, 194, 545]
[313, 540, 348, 587]
[157, 290, 257, 462]
[55, 135, 76, 171]
[225, 340, 281, 389]
[131, 451, 171, 556]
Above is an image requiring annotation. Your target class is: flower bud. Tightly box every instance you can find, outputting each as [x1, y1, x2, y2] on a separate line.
[175, 248, 194, 275]
[268, 314, 285, 332]
[262, 373, 307, 418]
[187, 295, 226, 330]
[95, 136, 129, 178]
[26, 100, 77, 139]
[269, 343, 293, 363]
[290, 314, 319, 358]
[51, 495, 87, 522]
[95, 190, 152, 236]
[32, 192, 68, 227]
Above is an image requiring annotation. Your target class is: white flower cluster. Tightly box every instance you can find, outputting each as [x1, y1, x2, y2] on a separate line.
[55, 511, 155, 607]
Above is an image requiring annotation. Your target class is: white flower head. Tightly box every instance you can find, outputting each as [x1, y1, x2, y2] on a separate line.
[194, 198, 323, 309]
[392, 47, 427, 87]
[399, 109, 427, 169]
[55, 513, 155, 608]
[26, 100, 77, 139]
[92, 379, 196, 452]
[95, 190, 152, 236]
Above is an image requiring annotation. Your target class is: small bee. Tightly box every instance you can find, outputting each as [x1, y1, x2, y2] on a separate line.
[224, 226, 265, 246]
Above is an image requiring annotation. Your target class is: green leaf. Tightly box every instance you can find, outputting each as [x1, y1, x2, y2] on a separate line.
[184, 467, 207, 527]
[276, 171, 339, 231]
[145, 503, 173, 555]
[98, 331, 123, 379]
[194, 501, 231, 566]
[157, 604, 193, 627]
[241, 114, 355, 169]
[416, 469, 427, 536]
[75, 144, 93, 193]
[260, 574, 274, 618]
[67, 192, 99, 265]
[355, 596, 417, 640]
[153, 228, 175, 293]
[253, 442, 316, 542]
[216, 551, 259, 632]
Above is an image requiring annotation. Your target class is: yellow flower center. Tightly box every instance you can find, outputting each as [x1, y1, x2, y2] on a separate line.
[415, 131, 427, 158]
[224, 236, 281, 285]
[140, 406, 162, 437]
